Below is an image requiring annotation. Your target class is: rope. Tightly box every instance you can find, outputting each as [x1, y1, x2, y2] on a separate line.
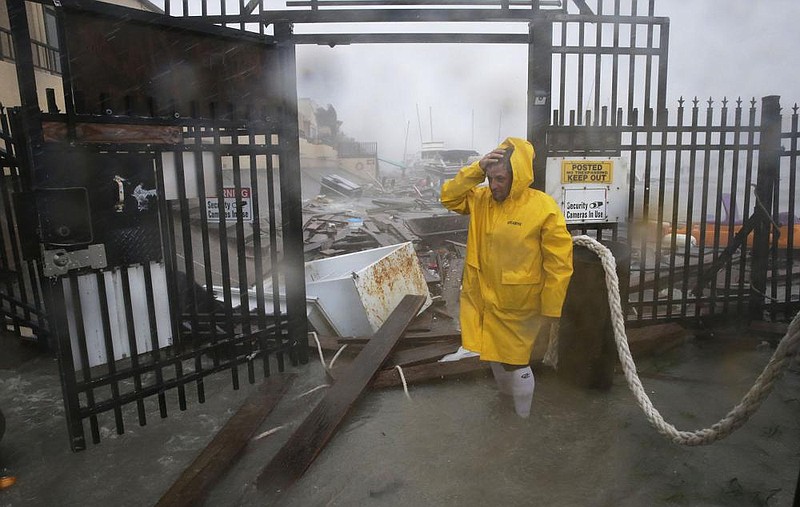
[748, 283, 781, 303]
[309, 334, 413, 402]
[328, 345, 348, 370]
[571, 235, 800, 446]
[309, 334, 413, 403]
[750, 183, 783, 235]
[294, 384, 331, 400]
[310, 332, 328, 370]
[395, 365, 412, 400]
[252, 425, 286, 441]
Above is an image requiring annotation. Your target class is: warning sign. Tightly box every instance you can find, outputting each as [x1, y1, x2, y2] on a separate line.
[562, 187, 607, 223]
[561, 160, 613, 184]
[206, 187, 252, 223]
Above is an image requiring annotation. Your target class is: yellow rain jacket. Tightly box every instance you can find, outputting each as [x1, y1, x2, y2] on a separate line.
[440, 137, 573, 365]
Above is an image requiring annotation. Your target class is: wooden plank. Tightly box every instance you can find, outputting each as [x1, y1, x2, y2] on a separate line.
[360, 220, 399, 247]
[748, 320, 789, 336]
[156, 373, 294, 507]
[625, 323, 688, 358]
[430, 305, 454, 320]
[371, 355, 488, 389]
[386, 340, 460, 368]
[255, 295, 426, 497]
[43, 121, 182, 144]
[308, 333, 341, 352]
[337, 330, 461, 345]
[406, 309, 433, 332]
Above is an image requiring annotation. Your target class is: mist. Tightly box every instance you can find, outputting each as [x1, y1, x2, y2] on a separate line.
[295, 1, 800, 165]
[298, 42, 529, 164]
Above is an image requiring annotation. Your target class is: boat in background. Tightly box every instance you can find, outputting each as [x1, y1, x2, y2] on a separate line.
[409, 141, 480, 185]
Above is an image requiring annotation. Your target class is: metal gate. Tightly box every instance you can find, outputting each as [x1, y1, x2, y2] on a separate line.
[550, 96, 800, 323]
[0, 107, 49, 342]
[6, 0, 308, 450]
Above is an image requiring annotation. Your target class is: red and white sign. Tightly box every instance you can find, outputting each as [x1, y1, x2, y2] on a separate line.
[206, 187, 252, 223]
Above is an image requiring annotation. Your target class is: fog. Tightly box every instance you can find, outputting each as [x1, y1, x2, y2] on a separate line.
[294, 1, 800, 164]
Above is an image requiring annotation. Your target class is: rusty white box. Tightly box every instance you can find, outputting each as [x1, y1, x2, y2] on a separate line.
[305, 242, 432, 337]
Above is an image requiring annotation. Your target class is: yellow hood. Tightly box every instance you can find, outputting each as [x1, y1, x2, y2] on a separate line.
[497, 137, 535, 200]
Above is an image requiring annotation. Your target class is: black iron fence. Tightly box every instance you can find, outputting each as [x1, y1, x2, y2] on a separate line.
[549, 96, 800, 324]
[1, 0, 310, 451]
[28, 109, 305, 451]
[0, 107, 307, 451]
[0, 107, 49, 341]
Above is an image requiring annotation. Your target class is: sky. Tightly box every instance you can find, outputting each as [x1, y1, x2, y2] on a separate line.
[292, 0, 800, 164]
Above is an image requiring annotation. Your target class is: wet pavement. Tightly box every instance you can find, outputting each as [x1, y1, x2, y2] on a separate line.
[1, 321, 798, 506]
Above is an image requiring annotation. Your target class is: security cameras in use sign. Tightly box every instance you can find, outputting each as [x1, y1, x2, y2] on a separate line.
[545, 157, 629, 225]
[563, 187, 608, 222]
[206, 187, 253, 223]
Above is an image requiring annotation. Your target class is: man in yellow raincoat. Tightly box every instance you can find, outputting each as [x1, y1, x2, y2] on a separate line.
[440, 137, 573, 417]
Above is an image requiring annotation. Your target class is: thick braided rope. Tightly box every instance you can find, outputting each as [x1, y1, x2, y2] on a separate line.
[572, 235, 800, 446]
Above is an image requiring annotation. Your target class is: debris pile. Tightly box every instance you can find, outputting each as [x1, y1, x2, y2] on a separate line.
[299, 172, 486, 387]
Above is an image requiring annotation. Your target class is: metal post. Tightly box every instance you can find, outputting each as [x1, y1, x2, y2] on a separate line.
[527, 13, 553, 191]
[10, 0, 85, 449]
[275, 22, 309, 364]
[7, 0, 44, 185]
[656, 19, 669, 127]
[45, 279, 87, 451]
[8, 0, 40, 114]
[793, 460, 800, 507]
[749, 96, 782, 320]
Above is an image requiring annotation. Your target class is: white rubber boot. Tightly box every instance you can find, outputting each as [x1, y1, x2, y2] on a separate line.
[489, 362, 513, 395]
[510, 366, 535, 418]
[439, 345, 479, 362]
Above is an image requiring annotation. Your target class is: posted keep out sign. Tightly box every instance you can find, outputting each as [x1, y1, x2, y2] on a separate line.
[561, 160, 613, 184]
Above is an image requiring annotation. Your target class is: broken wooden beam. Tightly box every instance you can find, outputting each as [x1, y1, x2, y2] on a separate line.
[255, 294, 426, 497]
[405, 309, 433, 332]
[156, 373, 293, 507]
[386, 340, 460, 368]
[337, 330, 461, 346]
[372, 355, 488, 389]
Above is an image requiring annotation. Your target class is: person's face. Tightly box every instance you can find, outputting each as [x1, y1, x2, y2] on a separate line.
[486, 162, 512, 202]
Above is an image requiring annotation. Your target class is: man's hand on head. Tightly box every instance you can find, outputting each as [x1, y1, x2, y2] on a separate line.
[479, 149, 507, 172]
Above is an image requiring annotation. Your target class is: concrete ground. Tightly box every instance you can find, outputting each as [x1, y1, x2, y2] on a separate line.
[0, 322, 799, 506]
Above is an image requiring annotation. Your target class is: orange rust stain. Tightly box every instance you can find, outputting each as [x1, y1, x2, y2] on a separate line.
[357, 247, 429, 329]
